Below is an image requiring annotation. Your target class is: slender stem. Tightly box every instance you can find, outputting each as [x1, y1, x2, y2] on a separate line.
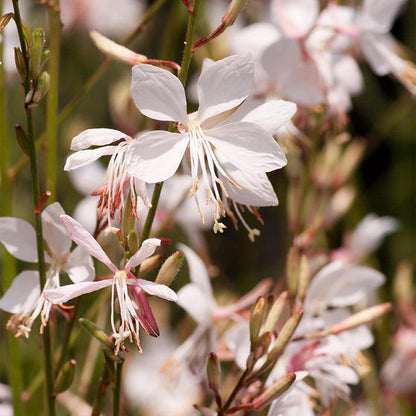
[219, 369, 249, 415]
[113, 362, 123, 416]
[12, 2, 55, 414]
[139, 182, 164, 245]
[91, 358, 111, 416]
[46, 0, 61, 201]
[10, 0, 169, 178]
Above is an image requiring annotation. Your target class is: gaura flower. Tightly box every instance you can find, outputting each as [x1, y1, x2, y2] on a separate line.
[44, 215, 177, 353]
[125, 54, 295, 238]
[0, 202, 94, 338]
[64, 128, 150, 228]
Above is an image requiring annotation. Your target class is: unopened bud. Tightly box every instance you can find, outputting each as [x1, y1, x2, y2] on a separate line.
[286, 246, 299, 299]
[14, 47, 27, 83]
[103, 347, 123, 363]
[127, 230, 138, 256]
[0, 12, 13, 32]
[78, 318, 113, 349]
[138, 254, 162, 276]
[206, 352, 221, 392]
[264, 291, 288, 334]
[250, 296, 266, 348]
[330, 303, 392, 335]
[251, 373, 296, 410]
[27, 71, 50, 107]
[15, 124, 30, 156]
[55, 359, 76, 394]
[297, 255, 310, 302]
[333, 140, 365, 188]
[90, 30, 148, 65]
[246, 332, 271, 371]
[223, 0, 248, 25]
[155, 251, 184, 286]
[30, 28, 46, 81]
[323, 186, 356, 227]
[268, 310, 303, 361]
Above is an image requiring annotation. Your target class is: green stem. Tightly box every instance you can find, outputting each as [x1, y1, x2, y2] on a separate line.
[139, 182, 164, 245]
[46, 0, 60, 201]
[10, 0, 169, 178]
[219, 369, 249, 415]
[91, 359, 111, 416]
[113, 362, 123, 416]
[12, 2, 55, 414]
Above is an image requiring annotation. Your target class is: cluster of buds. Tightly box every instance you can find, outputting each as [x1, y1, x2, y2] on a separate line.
[14, 27, 51, 108]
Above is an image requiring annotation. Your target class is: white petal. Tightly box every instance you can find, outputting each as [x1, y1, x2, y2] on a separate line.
[220, 166, 278, 206]
[361, 0, 407, 33]
[125, 238, 161, 269]
[131, 64, 188, 124]
[64, 146, 116, 171]
[64, 246, 95, 283]
[0, 271, 40, 314]
[177, 244, 213, 296]
[207, 122, 287, 173]
[68, 161, 107, 195]
[125, 130, 188, 183]
[70, 128, 132, 151]
[44, 279, 113, 304]
[42, 202, 72, 258]
[0, 217, 37, 262]
[197, 54, 254, 123]
[135, 279, 177, 302]
[225, 97, 297, 136]
[177, 284, 213, 324]
[60, 215, 117, 272]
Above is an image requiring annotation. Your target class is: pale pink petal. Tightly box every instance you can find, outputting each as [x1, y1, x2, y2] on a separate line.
[64, 146, 117, 171]
[271, 0, 319, 38]
[197, 54, 254, 123]
[44, 279, 113, 304]
[131, 64, 188, 124]
[131, 286, 160, 336]
[68, 161, 106, 195]
[135, 279, 177, 302]
[361, 0, 407, 33]
[177, 244, 213, 296]
[177, 284, 213, 324]
[60, 215, 117, 272]
[207, 122, 287, 173]
[64, 246, 95, 283]
[41, 202, 72, 258]
[0, 218, 37, 262]
[125, 238, 161, 269]
[0, 271, 40, 314]
[70, 128, 132, 151]
[125, 131, 188, 183]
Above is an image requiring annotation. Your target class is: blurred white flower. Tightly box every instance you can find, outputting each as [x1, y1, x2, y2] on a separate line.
[0, 203, 95, 337]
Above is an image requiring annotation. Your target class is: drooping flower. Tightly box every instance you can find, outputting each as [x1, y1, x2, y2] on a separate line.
[64, 128, 150, 228]
[0, 202, 95, 337]
[125, 54, 295, 237]
[44, 215, 177, 353]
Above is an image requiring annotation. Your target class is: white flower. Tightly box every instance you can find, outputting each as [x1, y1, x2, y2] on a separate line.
[44, 215, 177, 353]
[0, 202, 95, 337]
[125, 55, 295, 236]
[64, 128, 150, 228]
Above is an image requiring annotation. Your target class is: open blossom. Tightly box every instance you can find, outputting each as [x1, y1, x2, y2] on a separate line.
[125, 54, 295, 237]
[64, 128, 150, 228]
[44, 215, 177, 353]
[0, 203, 94, 338]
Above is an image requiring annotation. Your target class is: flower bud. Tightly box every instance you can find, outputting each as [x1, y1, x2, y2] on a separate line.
[251, 373, 296, 410]
[78, 318, 113, 349]
[14, 47, 27, 83]
[286, 246, 299, 299]
[138, 254, 162, 276]
[246, 332, 271, 371]
[103, 346, 123, 363]
[332, 140, 365, 188]
[55, 359, 76, 394]
[330, 303, 392, 335]
[249, 296, 266, 348]
[155, 251, 184, 286]
[127, 229, 138, 256]
[90, 30, 148, 65]
[268, 310, 303, 361]
[263, 291, 288, 334]
[27, 71, 50, 107]
[29, 28, 46, 81]
[0, 12, 13, 33]
[14, 124, 30, 156]
[297, 255, 310, 302]
[206, 352, 221, 393]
